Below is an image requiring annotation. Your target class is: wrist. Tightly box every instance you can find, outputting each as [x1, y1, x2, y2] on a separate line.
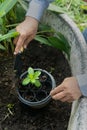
[25, 16, 39, 23]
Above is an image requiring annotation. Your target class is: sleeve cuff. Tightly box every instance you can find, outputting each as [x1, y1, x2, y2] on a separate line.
[26, 0, 49, 21]
[76, 74, 87, 97]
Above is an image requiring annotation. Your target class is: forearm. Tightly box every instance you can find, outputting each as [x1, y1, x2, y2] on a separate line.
[76, 74, 87, 97]
[26, 0, 54, 21]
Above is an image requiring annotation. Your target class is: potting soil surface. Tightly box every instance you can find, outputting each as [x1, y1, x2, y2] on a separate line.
[0, 41, 71, 130]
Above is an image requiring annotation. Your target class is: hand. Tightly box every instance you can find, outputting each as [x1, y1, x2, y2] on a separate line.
[14, 16, 39, 54]
[50, 77, 82, 102]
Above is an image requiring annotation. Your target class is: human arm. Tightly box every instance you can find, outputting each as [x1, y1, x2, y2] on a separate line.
[14, 0, 54, 54]
[26, 0, 54, 21]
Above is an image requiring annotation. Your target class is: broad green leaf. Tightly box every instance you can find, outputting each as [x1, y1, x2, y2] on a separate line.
[48, 36, 66, 50]
[0, 44, 6, 50]
[28, 67, 34, 75]
[48, 36, 70, 59]
[34, 71, 41, 79]
[29, 74, 34, 80]
[35, 80, 41, 87]
[57, 32, 70, 50]
[34, 35, 51, 46]
[0, 0, 18, 18]
[0, 31, 19, 42]
[35, 33, 70, 59]
[31, 79, 36, 84]
[38, 24, 52, 32]
[81, 5, 87, 10]
[22, 77, 30, 85]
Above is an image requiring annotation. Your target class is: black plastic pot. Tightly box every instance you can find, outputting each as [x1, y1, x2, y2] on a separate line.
[17, 68, 56, 109]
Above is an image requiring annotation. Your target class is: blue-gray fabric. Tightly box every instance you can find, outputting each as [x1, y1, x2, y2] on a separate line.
[26, 0, 54, 21]
[76, 74, 87, 97]
[76, 30, 87, 97]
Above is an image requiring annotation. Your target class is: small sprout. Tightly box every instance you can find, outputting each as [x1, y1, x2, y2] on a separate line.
[22, 67, 41, 87]
[7, 103, 14, 116]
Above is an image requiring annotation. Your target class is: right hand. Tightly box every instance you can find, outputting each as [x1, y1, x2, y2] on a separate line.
[14, 16, 39, 54]
[50, 77, 82, 103]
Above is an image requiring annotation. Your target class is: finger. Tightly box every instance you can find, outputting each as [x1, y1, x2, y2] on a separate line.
[14, 35, 26, 54]
[50, 85, 64, 96]
[60, 96, 70, 102]
[51, 91, 65, 100]
[24, 35, 34, 48]
[13, 36, 19, 45]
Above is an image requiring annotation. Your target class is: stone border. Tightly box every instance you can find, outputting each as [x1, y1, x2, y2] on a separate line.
[41, 10, 87, 130]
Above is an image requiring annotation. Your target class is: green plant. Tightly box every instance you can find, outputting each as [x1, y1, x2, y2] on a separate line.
[7, 103, 14, 116]
[0, 0, 71, 60]
[22, 67, 41, 87]
[53, 0, 87, 30]
[0, 0, 26, 52]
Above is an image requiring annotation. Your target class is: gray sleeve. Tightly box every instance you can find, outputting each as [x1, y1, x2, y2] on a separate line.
[26, 0, 54, 21]
[76, 74, 87, 97]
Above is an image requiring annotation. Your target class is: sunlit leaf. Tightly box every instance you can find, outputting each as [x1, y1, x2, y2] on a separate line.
[0, 0, 18, 18]
[22, 77, 30, 86]
[34, 71, 41, 79]
[28, 67, 34, 75]
[0, 31, 19, 42]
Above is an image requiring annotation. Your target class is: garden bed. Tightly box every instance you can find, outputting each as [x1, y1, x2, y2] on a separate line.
[0, 41, 71, 130]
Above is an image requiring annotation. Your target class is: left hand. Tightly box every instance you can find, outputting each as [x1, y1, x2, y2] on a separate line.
[50, 77, 82, 102]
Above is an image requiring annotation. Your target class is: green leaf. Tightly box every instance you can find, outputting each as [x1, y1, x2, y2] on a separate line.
[48, 35, 70, 59]
[57, 32, 70, 50]
[0, 44, 6, 50]
[0, 31, 19, 42]
[81, 5, 87, 10]
[34, 71, 41, 79]
[34, 35, 51, 46]
[0, 0, 18, 18]
[35, 80, 41, 87]
[29, 74, 34, 80]
[48, 4, 64, 14]
[38, 24, 52, 32]
[22, 77, 30, 86]
[48, 36, 66, 50]
[35, 33, 70, 59]
[31, 79, 36, 84]
[28, 67, 34, 75]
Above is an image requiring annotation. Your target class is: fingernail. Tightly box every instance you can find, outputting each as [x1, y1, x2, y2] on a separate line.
[24, 45, 27, 49]
[14, 52, 17, 55]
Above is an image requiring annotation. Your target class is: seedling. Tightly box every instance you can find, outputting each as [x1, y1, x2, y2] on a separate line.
[7, 103, 14, 116]
[22, 67, 41, 87]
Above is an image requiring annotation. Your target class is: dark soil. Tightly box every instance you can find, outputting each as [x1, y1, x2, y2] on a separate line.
[0, 41, 72, 130]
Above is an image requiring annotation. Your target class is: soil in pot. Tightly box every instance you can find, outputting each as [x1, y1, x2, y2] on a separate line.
[0, 40, 71, 130]
[22, 90, 35, 102]
[18, 81, 52, 102]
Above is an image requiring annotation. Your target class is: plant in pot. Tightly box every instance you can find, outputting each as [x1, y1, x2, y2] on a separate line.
[17, 67, 56, 109]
